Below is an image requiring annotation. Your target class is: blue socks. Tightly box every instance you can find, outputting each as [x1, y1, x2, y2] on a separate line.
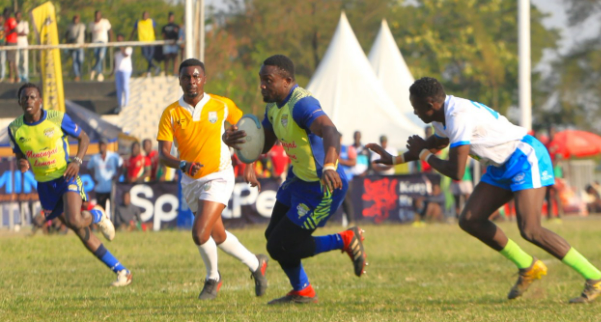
[90, 209, 103, 224]
[313, 234, 344, 255]
[94, 244, 127, 273]
[281, 263, 310, 291]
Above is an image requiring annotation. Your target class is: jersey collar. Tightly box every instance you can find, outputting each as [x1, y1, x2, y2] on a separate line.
[23, 109, 47, 126]
[276, 84, 299, 108]
[179, 93, 211, 121]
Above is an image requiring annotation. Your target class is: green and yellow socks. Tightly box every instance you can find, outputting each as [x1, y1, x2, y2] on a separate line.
[561, 248, 601, 281]
[500, 239, 533, 269]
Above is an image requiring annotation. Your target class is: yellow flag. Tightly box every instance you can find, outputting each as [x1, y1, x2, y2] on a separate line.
[30, 2, 64, 112]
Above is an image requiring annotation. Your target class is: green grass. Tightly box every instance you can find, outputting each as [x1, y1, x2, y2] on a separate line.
[1, 219, 601, 321]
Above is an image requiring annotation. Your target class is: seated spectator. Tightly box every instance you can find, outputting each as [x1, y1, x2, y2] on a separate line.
[114, 191, 142, 231]
[143, 138, 162, 181]
[413, 184, 446, 224]
[351, 130, 370, 177]
[584, 184, 601, 214]
[123, 141, 150, 183]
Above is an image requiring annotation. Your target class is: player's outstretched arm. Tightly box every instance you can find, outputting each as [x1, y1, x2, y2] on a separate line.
[64, 130, 90, 180]
[407, 135, 469, 181]
[366, 134, 449, 166]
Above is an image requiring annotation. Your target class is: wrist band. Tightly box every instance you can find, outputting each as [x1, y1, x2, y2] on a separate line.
[323, 165, 336, 172]
[72, 156, 83, 165]
[324, 162, 337, 168]
[419, 149, 432, 162]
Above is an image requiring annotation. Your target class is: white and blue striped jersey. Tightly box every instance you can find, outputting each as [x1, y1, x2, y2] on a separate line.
[432, 95, 527, 166]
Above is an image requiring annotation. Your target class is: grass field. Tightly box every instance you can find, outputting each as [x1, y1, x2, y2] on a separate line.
[1, 218, 601, 321]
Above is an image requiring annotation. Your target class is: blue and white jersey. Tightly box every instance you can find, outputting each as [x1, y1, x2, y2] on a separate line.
[431, 95, 527, 166]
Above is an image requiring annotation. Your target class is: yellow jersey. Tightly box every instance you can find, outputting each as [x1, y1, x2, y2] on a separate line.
[157, 94, 243, 179]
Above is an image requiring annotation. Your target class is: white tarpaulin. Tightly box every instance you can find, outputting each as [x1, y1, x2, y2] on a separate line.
[307, 13, 423, 149]
[368, 19, 425, 128]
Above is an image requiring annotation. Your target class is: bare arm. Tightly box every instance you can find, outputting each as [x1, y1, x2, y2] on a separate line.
[261, 127, 278, 154]
[74, 130, 90, 160]
[426, 145, 470, 181]
[309, 115, 342, 193]
[158, 140, 202, 176]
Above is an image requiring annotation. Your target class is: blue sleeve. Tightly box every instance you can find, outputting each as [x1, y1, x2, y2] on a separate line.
[61, 113, 82, 138]
[134, 20, 138, 29]
[7, 127, 21, 154]
[292, 96, 326, 130]
[153, 19, 156, 28]
[261, 107, 273, 131]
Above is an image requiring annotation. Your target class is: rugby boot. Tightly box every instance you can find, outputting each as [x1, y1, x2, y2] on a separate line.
[267, 284, 318, 305]
[569, 279, 601, 303]
[198, 272, 222, 300]
[340, 227, 367, 277]
[250, 254, 269, 296]
[507, 258, 547, 299]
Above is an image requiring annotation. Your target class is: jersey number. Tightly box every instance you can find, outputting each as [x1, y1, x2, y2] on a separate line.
[470, 101, 499, 119]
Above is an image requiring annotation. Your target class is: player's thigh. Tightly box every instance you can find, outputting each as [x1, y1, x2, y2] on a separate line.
[265, 201, 290, 240]
[461, 181, 513, 222]
[210, 215, 227, 244]
[513, 186, 547, 231]
[193, 199, 226, 239]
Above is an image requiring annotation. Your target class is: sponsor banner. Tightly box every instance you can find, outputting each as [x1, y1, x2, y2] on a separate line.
[30, 2, 65, 112]
[115, 182, 179, 231]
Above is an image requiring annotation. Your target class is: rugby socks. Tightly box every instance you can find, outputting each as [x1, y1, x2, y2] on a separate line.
[313, 234, 344, 255]
[90, 209, 103, 224]
[499, 239, 534, 269]
[281, 263, 310, 291]
[561, 248, 601, 280]
[93, 244, 127, 273]
[198, 238, 220, 281]
[217, 231, 260, 272]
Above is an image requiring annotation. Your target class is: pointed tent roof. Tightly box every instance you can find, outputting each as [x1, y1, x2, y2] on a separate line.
[307, 13, 423, 149]
[368, 19, 425, 128]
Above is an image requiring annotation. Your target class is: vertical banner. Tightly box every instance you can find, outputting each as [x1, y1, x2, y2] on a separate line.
[30, 2, 64, 112]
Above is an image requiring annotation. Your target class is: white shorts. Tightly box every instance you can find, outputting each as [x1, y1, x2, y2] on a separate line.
[451, 181, 474, 196]
[181, 167, 235, 213]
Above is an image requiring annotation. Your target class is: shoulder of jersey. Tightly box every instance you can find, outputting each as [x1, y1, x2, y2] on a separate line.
[207, 93, 236, 108]
[164, 100, 181, 112]
[46, 110, 65, 126]
[8, 115, 24, 132]
[288, 87, 313, 107]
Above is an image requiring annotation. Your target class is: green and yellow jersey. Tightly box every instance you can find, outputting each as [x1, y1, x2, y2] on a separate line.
[7, 109, 82, 182]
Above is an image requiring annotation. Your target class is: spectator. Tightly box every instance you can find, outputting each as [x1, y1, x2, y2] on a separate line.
[4, 8, 17, 83]
[14, 11, 27, 82]
[0, 15, 5, 82]
[65, 15, 86, 81]
[371, 135, 397, 175]
[87, 139, 122, 212]
[351, 130, 370, 177]
[451, 159, 474, 218]
[178, 16, 185, 62]
[114, 191, 142, 231]
[142, 138, 161, 181]
[123, 141, 150, 183]
[584, 184, 601, 214]
[339, 134, 357, 225]
[109, 33, 132, 112]
[130, 11, 160, 77]
[268, 141, 290, 183]
[88, 10, 113, 81]
[414, 183, 446, 225]
[161, 12, 179, 76]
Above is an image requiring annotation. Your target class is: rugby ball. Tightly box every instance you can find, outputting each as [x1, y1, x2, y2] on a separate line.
[234, 115, 265, 164]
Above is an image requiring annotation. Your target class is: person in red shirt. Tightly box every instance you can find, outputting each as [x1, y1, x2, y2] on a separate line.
[3, 8, 17, 83]
[123, 141, 150, 183]
[269, 141, 290, 182]
[143, 138, 160, 181]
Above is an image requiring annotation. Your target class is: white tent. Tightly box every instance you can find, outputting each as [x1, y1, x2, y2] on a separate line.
[368, 19, 425, 128]
[307, 13, 423, 149]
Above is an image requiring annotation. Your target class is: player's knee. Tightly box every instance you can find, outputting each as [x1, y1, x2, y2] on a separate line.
[458, 213, 473, 232]
[520, 226, 542, 243]
[266, 238, 283, 261]
[64, 215, 85, 230]
[192, 229, 211, 246]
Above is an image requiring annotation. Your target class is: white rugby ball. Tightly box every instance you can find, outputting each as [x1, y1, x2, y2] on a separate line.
[234, 115, 265, 164]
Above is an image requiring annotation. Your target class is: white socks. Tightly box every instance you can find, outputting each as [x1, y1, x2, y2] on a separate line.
[217, 231, 260, 272]
[198, 238, 219, 281]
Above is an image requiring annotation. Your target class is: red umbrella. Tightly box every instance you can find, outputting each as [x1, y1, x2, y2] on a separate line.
[548, 130, 601, 158]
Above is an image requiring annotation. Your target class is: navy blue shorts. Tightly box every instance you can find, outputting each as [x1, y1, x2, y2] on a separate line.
[38, 176, 87, 220]
[276, 167, 348, 230]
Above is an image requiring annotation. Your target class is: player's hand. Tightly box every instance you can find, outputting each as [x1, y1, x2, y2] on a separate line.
[365, 143, 394, 165]
[184, 162, 203, 177]
[407, 135, 427, 157]
[321, 168, 342, 194]
[18, 158, 30, 173]
[243, 163, 261, 191]
[64, 162, 80, 180]
[223, 125, 246, 150]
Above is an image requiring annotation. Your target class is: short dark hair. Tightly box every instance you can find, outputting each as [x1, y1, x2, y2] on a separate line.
[263, 54, 295, 80]
[168, 11, 174, 16]
[409, 77, 446, 102]
[17, 83, 42, 99]
[117, 33, 124, 38]
[179, 58, 205, 74]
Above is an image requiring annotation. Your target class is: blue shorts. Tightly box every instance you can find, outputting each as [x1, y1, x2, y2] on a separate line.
[481, 135, 555, 191]
[163, 44, 179, 55]
[276, 167, 348, 230]
[38, 176, 87, 220]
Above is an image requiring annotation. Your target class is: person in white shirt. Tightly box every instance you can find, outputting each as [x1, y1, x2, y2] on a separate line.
[370, 135, 397, 176]
[109, 34, 132, 112]
[367, 77, 601, 304]
[87, 10, 113, 81]
[14, 11, 28, 82]
[87, 139, 123, 212]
